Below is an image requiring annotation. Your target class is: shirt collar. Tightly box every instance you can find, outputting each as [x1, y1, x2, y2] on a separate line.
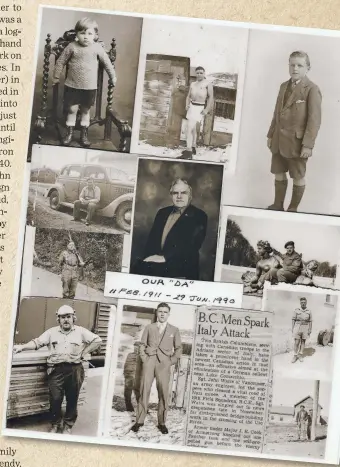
[58, 325, 75, 334]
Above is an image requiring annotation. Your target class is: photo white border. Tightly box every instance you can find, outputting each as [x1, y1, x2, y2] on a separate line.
[129, 17, 249, 174]
[214, 206, 340, 289]
[128, 155, 225, 278]
[262, 283, 340, 462]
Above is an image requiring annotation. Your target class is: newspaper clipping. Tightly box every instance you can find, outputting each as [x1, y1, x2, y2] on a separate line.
[185, 307, 272, 452]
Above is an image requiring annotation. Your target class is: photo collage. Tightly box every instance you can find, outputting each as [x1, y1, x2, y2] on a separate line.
[4, 5, 340, 465]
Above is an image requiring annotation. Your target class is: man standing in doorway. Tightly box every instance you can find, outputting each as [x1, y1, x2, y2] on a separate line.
[13, 304, 102, 434]
[181, 66, 213, 159]
[292, 297, 312, 363]
[131, 303, 182, 434]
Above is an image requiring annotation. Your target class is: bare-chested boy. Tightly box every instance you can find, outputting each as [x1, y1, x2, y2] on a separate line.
[181, 66, 213, 159]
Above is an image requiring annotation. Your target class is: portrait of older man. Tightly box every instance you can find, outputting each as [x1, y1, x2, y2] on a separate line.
[131, 178, 208, 280]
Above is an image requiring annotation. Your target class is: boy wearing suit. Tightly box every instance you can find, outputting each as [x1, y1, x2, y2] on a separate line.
[131, 303, 182, 434]
[267, 51, 322, 212]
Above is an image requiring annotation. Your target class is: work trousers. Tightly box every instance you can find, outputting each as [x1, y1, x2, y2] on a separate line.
[47, 362, 85, 428]
[61, 267, 78, 299]
[73, 200, 97, 222]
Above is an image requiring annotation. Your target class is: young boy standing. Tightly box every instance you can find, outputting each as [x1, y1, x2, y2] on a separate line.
[267, 51, 322, 212]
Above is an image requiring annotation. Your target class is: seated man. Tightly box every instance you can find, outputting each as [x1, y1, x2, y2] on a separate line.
[73, 177, 101, 226]
[272, 241, 303, 283]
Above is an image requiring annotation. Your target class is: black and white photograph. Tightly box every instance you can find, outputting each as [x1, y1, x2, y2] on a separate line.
[131, 18, 248, 167]
[264, 378, 331, 459]
[224, 29, 340, 216]
[129, 158, 223, 281]
[214, 207, 340, 309]
[105, 300, 195, 445]
[6, 297, 115, 437]
[28, 7, 143, 157]
[263, 287, 338, 381]
[28, 145, 137, 234]
[22, 226, 127, 303]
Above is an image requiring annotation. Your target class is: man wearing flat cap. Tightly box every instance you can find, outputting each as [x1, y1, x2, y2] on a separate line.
[13, 304, 102, 434]
[269, 240, 303, 284]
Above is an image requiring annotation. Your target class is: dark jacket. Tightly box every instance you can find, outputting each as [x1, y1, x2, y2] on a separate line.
[141, 204, 207, 280]
[268, 76, 322, 158]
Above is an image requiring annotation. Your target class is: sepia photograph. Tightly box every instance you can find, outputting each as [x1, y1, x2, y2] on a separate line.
[223, 29, 340, 216]
[105, 300, 195, 445]
[264, 378, 331, 459]
[129, 158, 224, 281]
[28, 7, 143, 158]
[21, 226, 127, 303]
[27, 145, 138, 234]
[131, 18, 248, 167]
[214, 207, 340, 309]
[263, 287, 338, 381]
[6, 297, 116, 437]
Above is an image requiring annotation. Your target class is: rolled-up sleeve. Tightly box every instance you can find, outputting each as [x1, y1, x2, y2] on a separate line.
[81, 328, 101, 344]
[33, 329, 52, 349]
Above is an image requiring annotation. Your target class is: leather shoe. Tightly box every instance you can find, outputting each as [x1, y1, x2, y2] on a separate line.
[158, 424, 168, 434]
[63, 426, 72, 435]
[130, 423, 143, 433]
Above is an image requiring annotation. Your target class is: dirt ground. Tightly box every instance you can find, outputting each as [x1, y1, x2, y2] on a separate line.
[29, 266, 113, 303]
[137, 141, 230, 164]
[27, 191, 125, 234]
[264, 423, 327, 459]
[110, 395, 186, 445]
[273, 345, 334, 381]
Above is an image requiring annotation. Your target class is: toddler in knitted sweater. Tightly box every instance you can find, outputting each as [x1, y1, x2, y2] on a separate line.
[53, 17, 117, 147]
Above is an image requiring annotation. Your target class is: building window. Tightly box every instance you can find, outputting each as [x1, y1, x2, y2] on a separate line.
[271, 416, 274, 420]
[280, 417, 283, 421]
[214, 101, 235, 120]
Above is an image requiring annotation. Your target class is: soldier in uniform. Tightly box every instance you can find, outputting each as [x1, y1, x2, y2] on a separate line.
[296, 405, 309, 441]
[268, 241, 303, 284]
[59, 241, 85, 299]
[13, 304, 102, 434]
[292, 297, 312, 363]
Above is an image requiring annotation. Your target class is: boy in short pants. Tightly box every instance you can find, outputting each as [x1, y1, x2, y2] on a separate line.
[267, 51, 322, 212]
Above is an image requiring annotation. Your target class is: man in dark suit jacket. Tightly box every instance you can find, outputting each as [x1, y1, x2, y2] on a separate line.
[131, 303, 182, 434]
[267, 51, 322, 212]
[131, 178, 207, 280]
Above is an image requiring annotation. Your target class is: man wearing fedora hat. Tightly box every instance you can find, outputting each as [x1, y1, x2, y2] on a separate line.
[13, 304, 102, 434]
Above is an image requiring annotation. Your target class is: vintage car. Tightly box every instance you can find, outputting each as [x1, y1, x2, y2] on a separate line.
[47, 163, 135, 232]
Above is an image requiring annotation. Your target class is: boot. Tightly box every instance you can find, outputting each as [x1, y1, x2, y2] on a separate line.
[267, 180, 288, 211]
[178, 149, 192, 160]
[287, 185, 305, 212]
[80, 126, 91, 148]
[62, 126, 74, 146]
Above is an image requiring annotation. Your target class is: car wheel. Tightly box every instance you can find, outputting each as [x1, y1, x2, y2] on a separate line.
[49, 190, 61, 210]
[115, 201, 132, 232]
